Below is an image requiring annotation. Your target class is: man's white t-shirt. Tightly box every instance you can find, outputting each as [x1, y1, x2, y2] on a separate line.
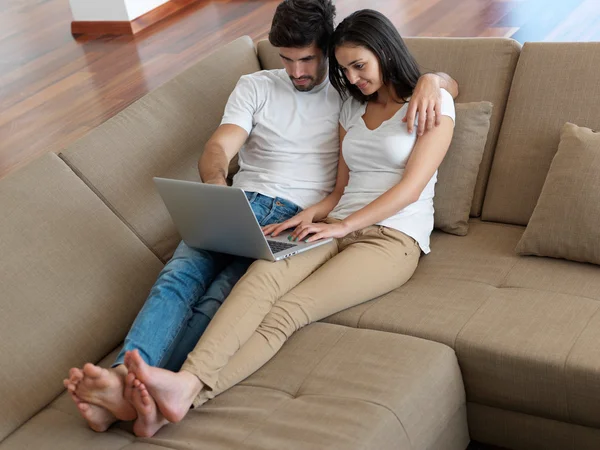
[330, 89, 455, 254]
[221, 69, 342, 209]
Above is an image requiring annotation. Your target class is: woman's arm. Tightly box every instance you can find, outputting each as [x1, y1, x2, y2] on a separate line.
[298, 116, 454, 242]
[263, 125, 350, 237]
[307, 126, 350, 221]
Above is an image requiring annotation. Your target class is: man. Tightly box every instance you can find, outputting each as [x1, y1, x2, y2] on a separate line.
[65, 0, 458, 436]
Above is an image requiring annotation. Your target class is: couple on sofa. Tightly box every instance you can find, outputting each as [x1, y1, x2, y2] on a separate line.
[64, 0, 458, 438]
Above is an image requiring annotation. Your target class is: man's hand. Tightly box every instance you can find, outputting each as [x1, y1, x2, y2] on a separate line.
[403, 73, 443, 137]
[203, 177, 228, 186]
[262, 210, 316, 237]
[290, 221, 350, 243]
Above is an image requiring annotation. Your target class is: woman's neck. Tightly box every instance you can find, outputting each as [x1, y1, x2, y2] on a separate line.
[374, 83, 402, 106]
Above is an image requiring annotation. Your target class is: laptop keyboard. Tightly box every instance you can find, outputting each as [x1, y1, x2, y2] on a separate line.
[267, 240, 298, 254]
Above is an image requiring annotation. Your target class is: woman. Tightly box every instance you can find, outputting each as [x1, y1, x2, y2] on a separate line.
[123, 9, 455, 436]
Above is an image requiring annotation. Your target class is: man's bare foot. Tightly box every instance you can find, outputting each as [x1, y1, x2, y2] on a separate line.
[64, 367, 84, 392]
[69, 389, 117, 432]
[125, 349, 202, 423]
[64, 368, 117, 432]
[124, 372, 170, 437]
[75, 363, 136, 421]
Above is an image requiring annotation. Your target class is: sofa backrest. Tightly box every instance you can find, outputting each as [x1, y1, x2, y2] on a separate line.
[60, 36, 261, 262]
[482, 42, 600, 225]
[256, 37, 522, 217]
[0, 153, 163, 442]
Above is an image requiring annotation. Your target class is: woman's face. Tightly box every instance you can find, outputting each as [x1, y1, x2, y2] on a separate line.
[335, 44, 383, 96]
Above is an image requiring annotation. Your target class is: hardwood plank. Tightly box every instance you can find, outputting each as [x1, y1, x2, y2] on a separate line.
[131, 0, 199, 34]
[1, 0, 599, 179]
[70, 0, 200, 36]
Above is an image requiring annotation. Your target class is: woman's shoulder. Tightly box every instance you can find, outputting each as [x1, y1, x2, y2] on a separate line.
[341, 95, 364, 111]
[340, 96, 365, 129]
[439, 88, 456, 122]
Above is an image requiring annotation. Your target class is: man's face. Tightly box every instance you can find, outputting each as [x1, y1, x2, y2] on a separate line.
[279, 44, 328, 92]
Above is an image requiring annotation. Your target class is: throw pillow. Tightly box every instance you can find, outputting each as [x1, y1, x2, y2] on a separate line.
[434, 101, 493, 235]
[516, 122, 600, 264]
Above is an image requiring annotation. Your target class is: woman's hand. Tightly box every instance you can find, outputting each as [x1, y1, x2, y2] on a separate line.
[262, 209, 316, 237]
[291, 221, 351, 243]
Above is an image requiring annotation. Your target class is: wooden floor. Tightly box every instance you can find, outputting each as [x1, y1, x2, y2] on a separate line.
[1, 0, 600, 178]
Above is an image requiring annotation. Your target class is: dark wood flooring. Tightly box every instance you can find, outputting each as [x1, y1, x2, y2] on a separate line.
[1, 0, 599, 178]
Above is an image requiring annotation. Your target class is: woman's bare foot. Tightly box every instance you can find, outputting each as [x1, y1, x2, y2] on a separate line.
[124, 372, 170, 437]
[75, 363, 136, 421]
[125, 349, 203, 423]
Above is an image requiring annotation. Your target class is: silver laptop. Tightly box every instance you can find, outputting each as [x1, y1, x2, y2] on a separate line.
[154, 178, 333, 262]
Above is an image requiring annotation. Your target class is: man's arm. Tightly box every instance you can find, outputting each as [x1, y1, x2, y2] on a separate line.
[435, 72, 459, 99]
[198, 124, 248, 185]
[403, 72, 459, 136]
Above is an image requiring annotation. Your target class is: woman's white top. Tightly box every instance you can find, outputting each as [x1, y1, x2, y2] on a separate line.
[330, 89, 455, 254]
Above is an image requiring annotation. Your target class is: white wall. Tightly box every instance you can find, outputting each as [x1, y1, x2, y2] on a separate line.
[69, 0, 169, 21]
[125, 0, 168, 20]
[69, 0, 129, 21]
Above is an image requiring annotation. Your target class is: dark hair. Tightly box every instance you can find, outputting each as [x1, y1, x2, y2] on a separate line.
[329, 9, 421, 103]
[269, 0, 336, 56]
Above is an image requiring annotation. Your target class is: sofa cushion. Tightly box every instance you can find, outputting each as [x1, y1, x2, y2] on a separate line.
[258, 38, 521, 217]
[468, 403, 600, 450]
[0, 349, 169, 450]
[483, 42, 600, 225]
[435, 101, 492, 235]
[60, 36, 261, 262]
[456, 287, 598, 423]
[325, 220, 524, 347]
[4, 324, 469, 450]
[0, 153, 163, 442]
[516, 122, 600, 265]
[324, 219, 600, 428]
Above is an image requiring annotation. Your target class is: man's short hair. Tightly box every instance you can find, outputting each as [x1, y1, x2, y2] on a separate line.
[269, 0, 336, 56]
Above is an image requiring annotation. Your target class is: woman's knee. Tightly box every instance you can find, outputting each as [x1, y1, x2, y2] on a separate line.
[257, 302, 307, 343]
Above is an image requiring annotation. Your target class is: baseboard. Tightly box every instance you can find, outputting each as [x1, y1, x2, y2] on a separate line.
[71, 0, 197, 36]
[71, 21, 134, 35]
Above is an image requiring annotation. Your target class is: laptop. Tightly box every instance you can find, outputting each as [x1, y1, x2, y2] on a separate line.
[153, 178, 333, 262]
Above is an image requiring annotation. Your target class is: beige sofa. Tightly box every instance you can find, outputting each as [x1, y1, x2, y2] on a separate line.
[2, 35, 600, 450]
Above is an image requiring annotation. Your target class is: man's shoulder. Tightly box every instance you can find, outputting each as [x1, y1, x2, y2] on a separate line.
[239, 69, 286, 86]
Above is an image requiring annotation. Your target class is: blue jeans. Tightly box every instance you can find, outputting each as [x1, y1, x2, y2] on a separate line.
[113, 192, 301, 371]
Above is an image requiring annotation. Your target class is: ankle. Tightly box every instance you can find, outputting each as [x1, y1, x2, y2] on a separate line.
[180, 370, 203, 401]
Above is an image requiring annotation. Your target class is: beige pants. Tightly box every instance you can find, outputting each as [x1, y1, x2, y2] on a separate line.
[181, 221, 421, 407]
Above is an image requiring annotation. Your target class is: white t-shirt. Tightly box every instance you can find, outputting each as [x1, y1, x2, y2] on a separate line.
[330, 89, 455, 254]
[221, 69, 342, 209]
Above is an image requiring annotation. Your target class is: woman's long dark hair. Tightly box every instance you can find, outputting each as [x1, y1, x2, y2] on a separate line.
[329, 10, 421, 103]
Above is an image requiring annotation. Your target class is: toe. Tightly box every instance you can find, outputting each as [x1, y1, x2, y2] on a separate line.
[70, 367, 83, 382]
[126, 372, 136, 387]
[140, 392, 152, 407]
[69, 392, 82, 405]
[78, 402, 90, 412]
[83, 363, 103, 378]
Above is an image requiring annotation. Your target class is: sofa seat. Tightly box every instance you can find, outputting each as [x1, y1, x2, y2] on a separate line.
[1, 323, 468, 450]
[324, 220, 600, 440]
